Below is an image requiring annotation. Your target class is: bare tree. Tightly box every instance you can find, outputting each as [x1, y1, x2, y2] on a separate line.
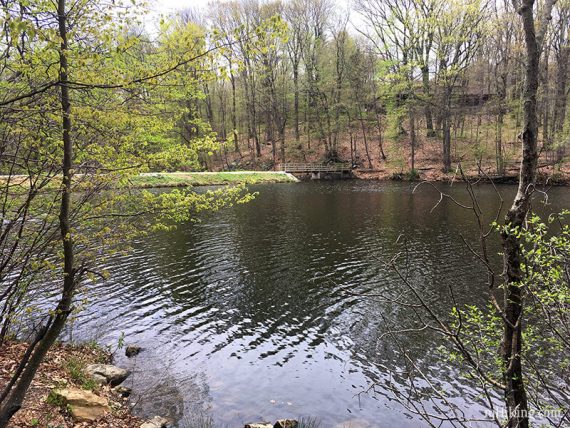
[434, 0, 489, 172]
[551, 0, 570, 161]
[284, 0, 306, 148]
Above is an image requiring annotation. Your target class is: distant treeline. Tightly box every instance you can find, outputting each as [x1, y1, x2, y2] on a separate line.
[182, 0, 570, 173]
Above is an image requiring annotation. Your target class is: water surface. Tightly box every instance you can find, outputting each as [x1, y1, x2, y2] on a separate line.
[69, 181, 569, 427]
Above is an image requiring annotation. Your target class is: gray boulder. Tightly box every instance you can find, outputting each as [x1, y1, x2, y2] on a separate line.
[86, 364, 130, 386]
[140, 416, 171, 428]
[245, 423, 273, 428]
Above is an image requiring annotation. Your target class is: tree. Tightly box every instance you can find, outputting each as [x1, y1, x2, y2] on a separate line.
[551, 0, 570, 161]
[433, 0, 489, 172]
[301, 0, 334, 156]
[361, 1, 565, 426]
[499, 0, 556, 424]
[209, 2, 243, 156]
[356, 0, 436, 171]
[490, 0, 517, 175]
[0, 1, 255, 424]
[254, 0, 288, 166]
[284, 0, 306, 148]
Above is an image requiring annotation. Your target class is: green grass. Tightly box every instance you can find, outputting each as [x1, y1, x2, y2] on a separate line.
[65, 356, 97, 390]
[46, 390, 66, 408]
[0, 171, 298, 193]
[130, 171, 298, 188]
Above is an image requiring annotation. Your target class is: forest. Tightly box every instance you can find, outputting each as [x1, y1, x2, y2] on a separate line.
[0, 0, 569, 427]
[146, 0, 570, 180]
[2, 0, 569, 179]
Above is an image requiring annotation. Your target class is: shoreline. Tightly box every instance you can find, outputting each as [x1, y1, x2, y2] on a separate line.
[0, 340, 144, 428]
[354, 173, 569, 186]
[1, 169, 568, 189]
[353, 166, 569, 186]
[130, 171, 299, 188]
[131, 169, 570, 187]
[1, 339, 310, 428]
[126, 169, 570, 187]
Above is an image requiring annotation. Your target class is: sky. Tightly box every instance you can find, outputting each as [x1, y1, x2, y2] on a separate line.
[149, 0, 211, 17]
[145, 0, 358, 31]
[141, 0, 210, 32]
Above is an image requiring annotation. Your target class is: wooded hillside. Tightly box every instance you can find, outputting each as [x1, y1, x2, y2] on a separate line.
[178, 0, 570, 181]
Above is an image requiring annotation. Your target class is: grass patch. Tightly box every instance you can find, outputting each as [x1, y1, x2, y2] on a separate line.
[390, 169, 421, 181]
[46, 390, 66, 408]
[0, 171, 298, 193]
[130, 171, 298, 188]
[65, 356, 97, 390]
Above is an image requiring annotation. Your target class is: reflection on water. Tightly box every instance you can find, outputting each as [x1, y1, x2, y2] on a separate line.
[69, 181, 570, 426]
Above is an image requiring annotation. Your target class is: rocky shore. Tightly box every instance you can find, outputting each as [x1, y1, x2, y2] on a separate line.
[0, 340, 164, 428]
[1, 340, 308, 428]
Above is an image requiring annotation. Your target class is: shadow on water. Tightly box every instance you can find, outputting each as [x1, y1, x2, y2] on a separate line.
[68, 181, 570, 427]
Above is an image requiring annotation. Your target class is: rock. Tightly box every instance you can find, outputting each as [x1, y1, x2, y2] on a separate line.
[333, 419, 373, 428]
[49, 376, 68, 387]
[140, 415, 171, 428]
[90, 373, 108, 385]
[244, 423, 273, 428]
[51, 387, 110, 422]
[274, 420, 298, 428]
[135, 381, 184, 423]
[86, 364, 130, 386]
[126, 345, 143, 357]
[112, 385, 132, 397]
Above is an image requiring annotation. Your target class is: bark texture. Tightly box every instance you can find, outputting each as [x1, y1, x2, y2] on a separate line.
[500, 1, 555, 426]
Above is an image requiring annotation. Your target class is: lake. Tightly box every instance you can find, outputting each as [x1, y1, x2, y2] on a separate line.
[68, 181, 570, 427]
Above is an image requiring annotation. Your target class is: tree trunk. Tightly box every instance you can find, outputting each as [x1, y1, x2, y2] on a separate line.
[333, 34, 345, 154]
[242, 63, 260, 158]
[218, 85, 227, 142]
[242, 69, 254, 153]
[496, 70, 508, 175]
[540, 46, 550, 151]
[499, 1, 552, 426]
[230, 69, 241, 156]
[0, 2, 76, 425]
[279, 130, 285, 165]
[358, 105, 372, 169]
[376, 112, 386, 160]
[422, 65, 435, 137]
[554, 41, 569, 161]
[496, 111, 505, 174]
[293, 66, 300, 145]
[442, 87, 453, 172]
[442, 118, 452, 172]
[409, 109, 416, 171]
[347, 110, 356, 165]
[306, 91, 311, 150]
[203, 83, 214, 127]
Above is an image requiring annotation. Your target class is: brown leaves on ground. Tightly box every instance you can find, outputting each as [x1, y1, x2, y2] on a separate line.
[0, 340, 142, 428]
[222, 128, 570, 185]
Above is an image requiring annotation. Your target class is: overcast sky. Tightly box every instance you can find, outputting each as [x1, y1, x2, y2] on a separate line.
[145, 0, 358, 30]
[149, 0, 210, 17]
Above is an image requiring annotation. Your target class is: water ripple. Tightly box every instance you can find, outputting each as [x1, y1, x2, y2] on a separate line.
[67, 182, 569, 427]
